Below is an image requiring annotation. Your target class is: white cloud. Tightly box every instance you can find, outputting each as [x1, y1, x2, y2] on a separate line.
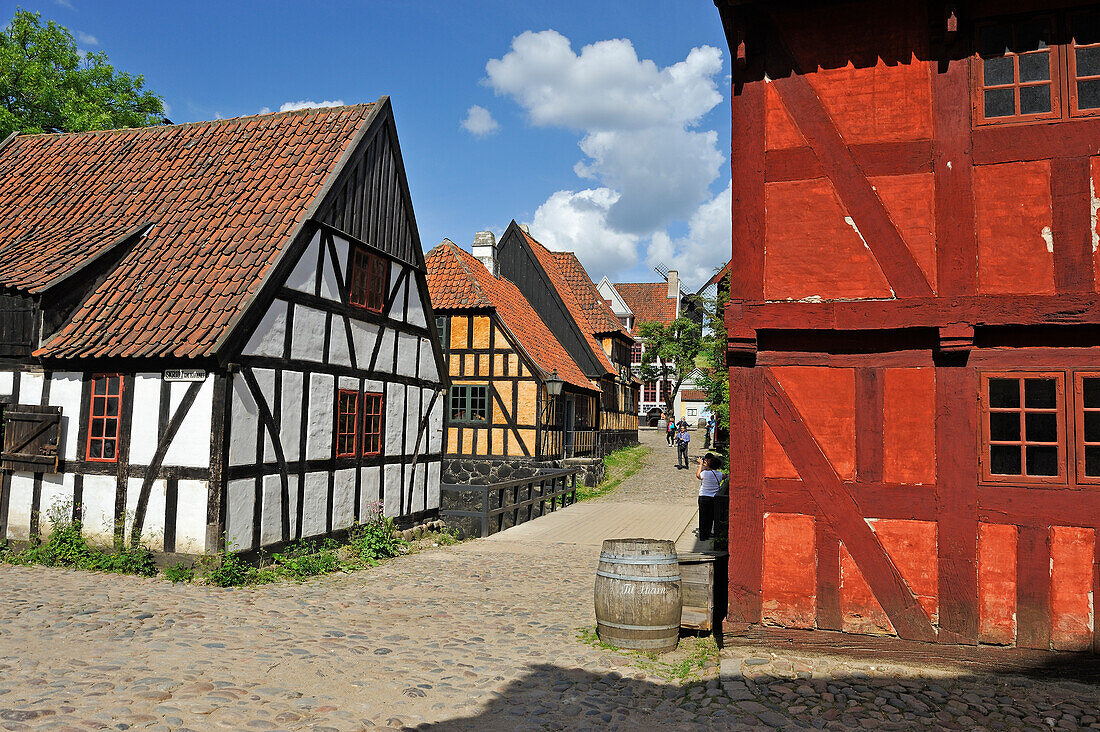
[485, 30, 728, 287]
[75, 31, 98, 45]
[278, 99, 345, 112]
[258, 106, 271, 115]
[646, 181, 732, 289]
[461, 105, 500, 137]
[53, 0, 74, 9]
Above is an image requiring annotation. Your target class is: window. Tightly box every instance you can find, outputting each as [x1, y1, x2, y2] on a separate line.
[361, 392, 383, 455]
[975, 10, 1100, 124]
[980, 372, 1066, 483]
[86, 374, 123, 462]
[449, 385, 487, 423]
[435, 315, 449, 347]
[349, 246, 388, 312]
[643, 381, 656, 402]
[688, 408, 697, 417]
[336, 390, 358, 457]
[1076, 373, 1100, 481]
[631, 342, 643, 364]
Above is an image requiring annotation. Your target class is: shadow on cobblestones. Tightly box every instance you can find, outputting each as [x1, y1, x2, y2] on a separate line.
[420, 660, 1100, 731]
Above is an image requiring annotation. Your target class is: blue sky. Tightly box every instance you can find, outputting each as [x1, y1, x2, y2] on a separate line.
[8, 1, 731, 289]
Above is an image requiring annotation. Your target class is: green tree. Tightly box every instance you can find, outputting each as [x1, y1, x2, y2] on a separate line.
[0, 10, 164, 138]
[694, 288, 730, 443]
[637, 316, 703, 420]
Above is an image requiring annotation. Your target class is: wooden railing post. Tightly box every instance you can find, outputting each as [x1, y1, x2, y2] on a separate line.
[480, 485, 490, 538]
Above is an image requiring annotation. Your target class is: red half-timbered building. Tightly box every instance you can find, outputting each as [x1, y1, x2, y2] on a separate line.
[716, 0, 1100, 651]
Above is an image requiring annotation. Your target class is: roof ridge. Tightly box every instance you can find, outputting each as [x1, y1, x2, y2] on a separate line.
[11, 103, 374, 141]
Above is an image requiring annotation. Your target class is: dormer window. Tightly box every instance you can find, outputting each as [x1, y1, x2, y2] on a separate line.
[349, 245, 388, 312]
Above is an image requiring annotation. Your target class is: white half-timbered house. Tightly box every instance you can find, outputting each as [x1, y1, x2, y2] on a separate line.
[0, 99, 445, 556]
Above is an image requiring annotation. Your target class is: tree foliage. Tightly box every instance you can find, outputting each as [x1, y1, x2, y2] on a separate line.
[637, 316, 703, 418]
[0, 10, 164, 138]
[694, 286, 730, 436]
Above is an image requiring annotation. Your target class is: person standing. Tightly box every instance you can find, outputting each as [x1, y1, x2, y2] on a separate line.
[695, 453, 724, 541]
[666, 419, 676, 447]
[676, 424, 691, 468]
[704, 415, 713, 449]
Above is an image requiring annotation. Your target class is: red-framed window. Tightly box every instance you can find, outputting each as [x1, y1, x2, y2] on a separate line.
[1075, 373, 1100, 483]
[349, 246, 388, 312]
[336, 390, 359, 457]
[86, 374, 123, 463]
[974, 10, 1100, 124]
[979, 372, 1067, 484]
[630, 341, 643, 364]
[642, 381, 656, 402]
[361, 392, 384, 455]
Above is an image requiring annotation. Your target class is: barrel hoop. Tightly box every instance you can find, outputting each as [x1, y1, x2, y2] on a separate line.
[599, 554, 679, 565]
[596, 620, 681, 631]
[596, 633, 679, 650]
[596, 569, 682, 582]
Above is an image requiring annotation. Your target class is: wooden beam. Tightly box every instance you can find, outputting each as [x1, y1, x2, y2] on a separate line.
[855, 368, 884, 483]
[765, 141, 933, 183]
[727, 366, 764, 626]
[1017, 526, 1052, 650]
[731, 80, 766, 301]
[973, 117, 1100, 166]
[1051, 156, 1094, 294]
[931, 57, 976, 297]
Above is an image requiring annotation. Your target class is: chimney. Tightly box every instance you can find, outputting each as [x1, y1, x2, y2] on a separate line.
[519, 223, 530, 234]
[667, 269, 679, 300]
[472, 231, 498, 277]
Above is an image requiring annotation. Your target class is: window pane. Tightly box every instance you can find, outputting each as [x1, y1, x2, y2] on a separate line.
[991, 445, 1022, 475]
[91, 419, 103, 438]
[1025, 412, 1057, 443]
[989, 378, 1020, 408]
[1078, 79, 1100, 110]
[1024, 379, 1057, 409]
[1016, 20, 1051, 52]
[1019, 52, 1051, 82]
[106, 397, 118, 416]
[1085, 411, 1100, 443]
[989, 412, 1021, 441]
[980, 24, 1013, 57]
[1086, 445, 1100, 476]
[102, 441, 116, 460]
[1084, 378, 1100, 409]
[1077, 46, 1100, 77]
[983, 56, 1014, 86]
[89, 441, 102, 459]
[1025, 445, 1059, 476]
[92, 398, 105, 417]
[984, 88, 1016, 117]
[1019, 84, 1052, 114]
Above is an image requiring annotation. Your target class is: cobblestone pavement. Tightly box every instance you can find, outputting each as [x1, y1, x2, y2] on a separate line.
[0, 429, 1098, 730]
[590, 427, 702, 505]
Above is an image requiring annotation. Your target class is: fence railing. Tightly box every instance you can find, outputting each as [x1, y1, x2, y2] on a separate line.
[440, 468, 579, 538]
[564, 429, 601, 458]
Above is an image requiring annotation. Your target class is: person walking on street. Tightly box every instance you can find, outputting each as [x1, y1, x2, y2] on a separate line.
[696, 453, 724, 541]
[666, 419, 676, 446]
[704, 415, 714, 449]
[676, 425, 691, 468]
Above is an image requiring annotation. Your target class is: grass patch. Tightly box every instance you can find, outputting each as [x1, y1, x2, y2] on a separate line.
[575, 443, 652, 501]
[577, 625, 719, 684]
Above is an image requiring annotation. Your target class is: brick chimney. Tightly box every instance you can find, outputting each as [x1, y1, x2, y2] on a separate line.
[472, 231, 498, 277]
[667, 269, 679, 300]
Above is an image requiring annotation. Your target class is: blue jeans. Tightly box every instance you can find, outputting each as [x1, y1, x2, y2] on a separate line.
[677, 442, 689, 467]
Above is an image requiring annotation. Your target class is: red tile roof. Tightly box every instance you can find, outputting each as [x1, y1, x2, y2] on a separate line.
[680, 389, 708, 402]
[0, 104, 375, 359]
[522, 233, 616, 376]
[614, 282, 678, 327]
[425, 240, 594, 392]
[550, 252, 629, 338]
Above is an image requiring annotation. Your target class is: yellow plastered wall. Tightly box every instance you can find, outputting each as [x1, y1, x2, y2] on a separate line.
[478, 354, 490, 376]
[450, 316, 468, 350]
[471, 316, 491, 349]
[517, 381, 537, 425]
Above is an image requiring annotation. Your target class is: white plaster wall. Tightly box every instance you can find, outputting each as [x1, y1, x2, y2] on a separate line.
[242, 299, 288, 358]
[404, 385, 421, 453]
[39, 473, 75, 535]
[375, 329, 395, 374]
[164, 377, 214, 469]
[396, 332, 418, 378]
[319, 243, 341, 302]
[280, 371, 303, 463]
[406, 282, 427, 328]
[383, 463, 402, 517]
[125, 477, 166, 548]
[338, 375, 358, 391]
[428, 394, 444, 453]
[331, 236, 349, 282]
[286, 474, 300, 540]
[329, 320, 352, 367]
[260, 474, 283, 547]
[175, 479, 208, 554]
[227, 479, 254, 551]
[349, 320, 378, 363]
[389, 276, 407, 323]
[229, 375, 258, 467]
[426, 460, 441, 510]
[332, 468, 355, 530]
[291, 306, 327, 363]
[360, 466, 381, 517]
[0, 370, 12, 397]
[306, 373, 334, 460]
[81, 474, 117, 545]
[385, 382, 404, 454]
[285, 230, 323, 294]
[408, 462, 424, 514]
[418, 338, 439, 383]
[47, 372, 82, 462]
[5, 473, 33, 540]
[250, 369, 276, 464]
[301, 473, 328, 538]
[19, 372, 44, 405]
[128, 373, 161, 465]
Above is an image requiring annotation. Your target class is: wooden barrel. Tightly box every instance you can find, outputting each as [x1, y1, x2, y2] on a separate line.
[594, 538, 682, 652]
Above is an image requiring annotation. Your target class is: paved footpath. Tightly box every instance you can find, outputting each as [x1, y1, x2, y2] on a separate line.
[0, 429, 1098, 730]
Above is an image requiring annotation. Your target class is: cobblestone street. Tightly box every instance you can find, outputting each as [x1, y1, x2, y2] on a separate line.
[0, 429, 1098, 730]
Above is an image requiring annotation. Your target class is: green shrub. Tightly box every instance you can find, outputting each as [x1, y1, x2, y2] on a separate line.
[348, 511, 405, 565]
[269, 539, 341, 580]
[205, 551, 255, 587]
[164, 563, 194, 583]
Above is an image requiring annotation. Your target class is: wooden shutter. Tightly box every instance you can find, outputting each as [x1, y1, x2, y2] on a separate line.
[1, 404, 62, 473]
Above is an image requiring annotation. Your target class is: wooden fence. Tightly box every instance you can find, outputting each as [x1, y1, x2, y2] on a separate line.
[440, 468, 579, 538]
